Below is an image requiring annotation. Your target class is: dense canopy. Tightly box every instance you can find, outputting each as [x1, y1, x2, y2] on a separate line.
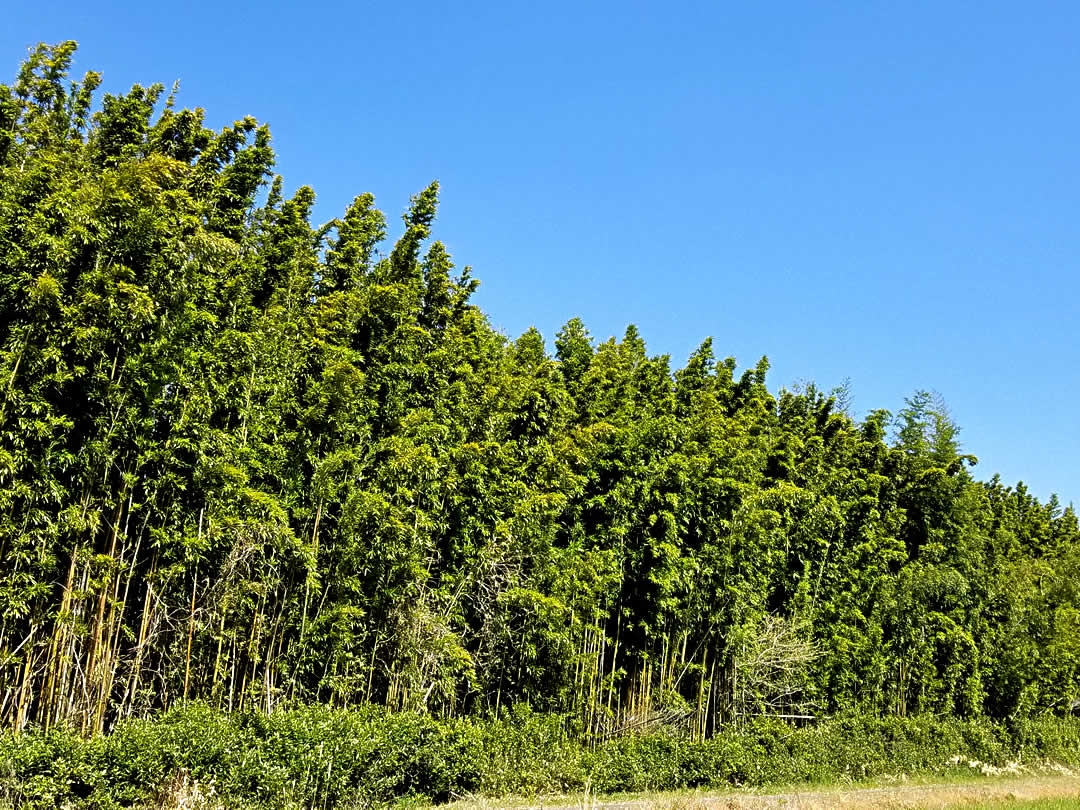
[1, 43, 1078, 737]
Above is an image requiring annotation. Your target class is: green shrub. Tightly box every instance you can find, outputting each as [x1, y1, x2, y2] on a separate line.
[474, 705, 586, 796]
[2, 707, 1080, 808]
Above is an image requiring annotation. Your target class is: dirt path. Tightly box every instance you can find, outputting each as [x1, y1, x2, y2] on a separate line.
[452, 773, 1080, 809]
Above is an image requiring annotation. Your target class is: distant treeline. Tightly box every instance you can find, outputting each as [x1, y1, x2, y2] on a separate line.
[1, 42, 1078, 736]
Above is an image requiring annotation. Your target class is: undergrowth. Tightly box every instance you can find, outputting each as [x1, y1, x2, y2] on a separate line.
[0, 705, 1077, 808]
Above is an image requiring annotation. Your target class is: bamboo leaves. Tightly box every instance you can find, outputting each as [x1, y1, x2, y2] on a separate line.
[0, 44, 1078, 736]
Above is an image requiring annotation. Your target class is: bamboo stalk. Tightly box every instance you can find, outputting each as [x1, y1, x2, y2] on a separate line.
[85, 499, 125, 732]
[41, 545, 79, 729]
[183, 572, 197, 700]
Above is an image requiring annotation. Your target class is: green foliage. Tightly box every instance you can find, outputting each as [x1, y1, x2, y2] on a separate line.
[0, 42, 1078, 802]
[2, 706, 1078, 807]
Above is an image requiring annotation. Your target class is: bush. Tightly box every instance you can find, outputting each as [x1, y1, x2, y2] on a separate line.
[2, 706, 1080, 808]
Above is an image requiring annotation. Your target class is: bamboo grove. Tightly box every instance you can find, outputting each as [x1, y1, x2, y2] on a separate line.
[1, 43, 1078, 738]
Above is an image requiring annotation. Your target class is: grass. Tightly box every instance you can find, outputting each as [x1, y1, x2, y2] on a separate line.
[439, 770, 1080, 810]
[956, 801, 1080, 809]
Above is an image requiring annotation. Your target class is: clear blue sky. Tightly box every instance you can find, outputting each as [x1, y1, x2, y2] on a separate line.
[5, 1, 1079, 505]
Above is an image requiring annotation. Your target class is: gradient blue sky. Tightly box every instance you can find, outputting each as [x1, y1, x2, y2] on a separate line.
[5, 1, 1079, 504]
